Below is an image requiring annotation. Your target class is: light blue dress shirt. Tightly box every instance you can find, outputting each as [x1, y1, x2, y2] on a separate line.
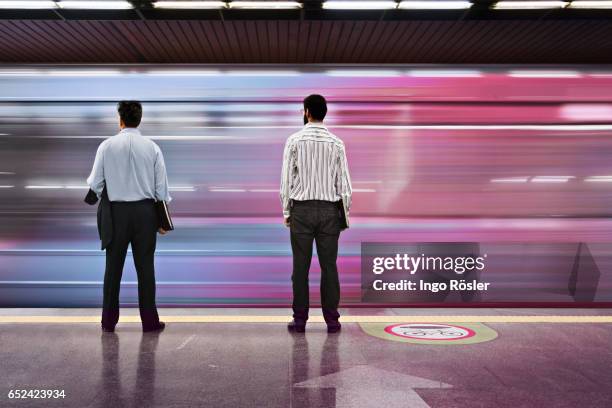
[87, 127, 171, 202]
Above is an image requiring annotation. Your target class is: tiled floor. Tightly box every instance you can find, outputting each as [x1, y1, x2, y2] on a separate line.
[1, 309, 611, 408]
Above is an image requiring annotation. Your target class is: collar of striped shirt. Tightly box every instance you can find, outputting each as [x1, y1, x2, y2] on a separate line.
[304, 122, 327, 130]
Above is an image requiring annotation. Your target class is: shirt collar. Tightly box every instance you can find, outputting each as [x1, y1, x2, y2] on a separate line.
[119, 127, 141, 135]
[304, 122, 327, 130]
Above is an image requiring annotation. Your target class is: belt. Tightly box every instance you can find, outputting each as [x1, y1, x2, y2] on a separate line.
[292, 200, 340, 207]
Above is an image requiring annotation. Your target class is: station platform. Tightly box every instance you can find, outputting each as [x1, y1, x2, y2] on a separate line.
[1, 308, 611, 408]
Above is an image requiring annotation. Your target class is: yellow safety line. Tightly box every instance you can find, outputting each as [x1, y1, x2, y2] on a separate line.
[1, 315, 612, 323]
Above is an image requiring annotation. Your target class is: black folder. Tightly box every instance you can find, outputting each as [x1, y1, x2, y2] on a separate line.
[156, 201, 174, 231]
[339, 198, 350, 230]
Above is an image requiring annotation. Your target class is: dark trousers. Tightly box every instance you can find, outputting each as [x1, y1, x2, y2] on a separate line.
[290, 200, 342, 324]
[101, 200, 160, 330]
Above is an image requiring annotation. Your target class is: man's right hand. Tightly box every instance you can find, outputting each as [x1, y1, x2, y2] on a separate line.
[158, 228, 168, 235]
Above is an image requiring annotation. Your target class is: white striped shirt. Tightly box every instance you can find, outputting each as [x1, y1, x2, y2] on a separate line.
[280, 122, 352, 218]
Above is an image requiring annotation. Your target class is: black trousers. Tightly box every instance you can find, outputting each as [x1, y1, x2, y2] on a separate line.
[101, 200, 160, 330]
[290, 200, 342, 324]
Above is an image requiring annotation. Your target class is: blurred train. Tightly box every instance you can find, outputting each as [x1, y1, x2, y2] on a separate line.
[1, 65, 612, 306]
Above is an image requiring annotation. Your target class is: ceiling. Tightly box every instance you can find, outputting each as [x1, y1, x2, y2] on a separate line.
[0, 2, 611, 64]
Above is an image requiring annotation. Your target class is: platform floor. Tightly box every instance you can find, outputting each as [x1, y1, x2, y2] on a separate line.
[1, 308, 611, 408]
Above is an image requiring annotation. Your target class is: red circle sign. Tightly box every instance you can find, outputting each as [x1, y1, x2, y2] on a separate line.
[384, 323, 476, 341]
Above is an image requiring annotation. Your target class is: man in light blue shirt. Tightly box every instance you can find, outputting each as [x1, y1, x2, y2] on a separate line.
[87, 121, 171, 204]
[87, 101, 170, 333]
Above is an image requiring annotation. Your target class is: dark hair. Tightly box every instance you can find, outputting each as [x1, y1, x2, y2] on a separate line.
[117, 100, 142, 127]
[303, 94, 327, 121]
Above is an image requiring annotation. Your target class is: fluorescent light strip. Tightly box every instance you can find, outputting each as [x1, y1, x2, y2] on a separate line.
[0, 69, 121, 77]
[58, 1, 134, 9]
[45, 69, 123, 77]
[0, 1, 57, 8]
[153, 1, 228, 8]
[0, 172, 15, 175]
[145, 70, 221, 76]
[398, 1, 472, 9]
[407, 69, 482, 77]
[490, 177, 529, 183]
[326, 70, 403, 77]
[568, 0, 612, 7]
[64, 185, 89, 189]
[353, 188, 377, 192]
[322, 1, 398, 9]
[493, 1, 568, 9]
[0, 185, 14, 189]
[225, 70, 299, 76]
[229, 1, 302, 8]
[508, 70, 581, 78]
[568, 0, 612, 9]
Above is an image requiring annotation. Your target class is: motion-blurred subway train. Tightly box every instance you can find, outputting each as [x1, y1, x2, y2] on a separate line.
[1, 65, 611, 306]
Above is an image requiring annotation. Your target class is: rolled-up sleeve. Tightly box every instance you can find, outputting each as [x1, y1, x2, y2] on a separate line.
[336, 143, 352, 212]
[86, 143, 106, 196]
[280, 138, 295, 218]
[154, 145, 172, 202]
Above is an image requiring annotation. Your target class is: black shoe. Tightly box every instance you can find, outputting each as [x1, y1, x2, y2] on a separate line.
[327, 323, 341, 334]
[287, 320, 306, 333]
[101, 324, 115, 333]
[143, 321, 166, 333]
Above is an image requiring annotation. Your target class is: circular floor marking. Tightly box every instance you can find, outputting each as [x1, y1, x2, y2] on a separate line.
[384, 323, 476, 341]
[360, 322, 498, 345]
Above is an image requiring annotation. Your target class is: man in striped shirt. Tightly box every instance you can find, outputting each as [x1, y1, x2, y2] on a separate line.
[280, 94, 352, 333]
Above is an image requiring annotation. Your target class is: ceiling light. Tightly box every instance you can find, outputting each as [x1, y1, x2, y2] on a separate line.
[326, 70, 402, 77]
[508, 70, 581, 78]
[0, 1, 57, 8]
[45, 69, 123, 76]
[153, 1, 228, 8]
[568, 0, 612, 8]
[398, 1, 472, 9]
[145, 69, 221, 76]
[407, 69, 482, 77]
[493, 1, 568, 9]
[322, 1, 398, 9]
[229, 1, 302, 8]
[58, 1, 134, 9]
[225, 70, 299, 76]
